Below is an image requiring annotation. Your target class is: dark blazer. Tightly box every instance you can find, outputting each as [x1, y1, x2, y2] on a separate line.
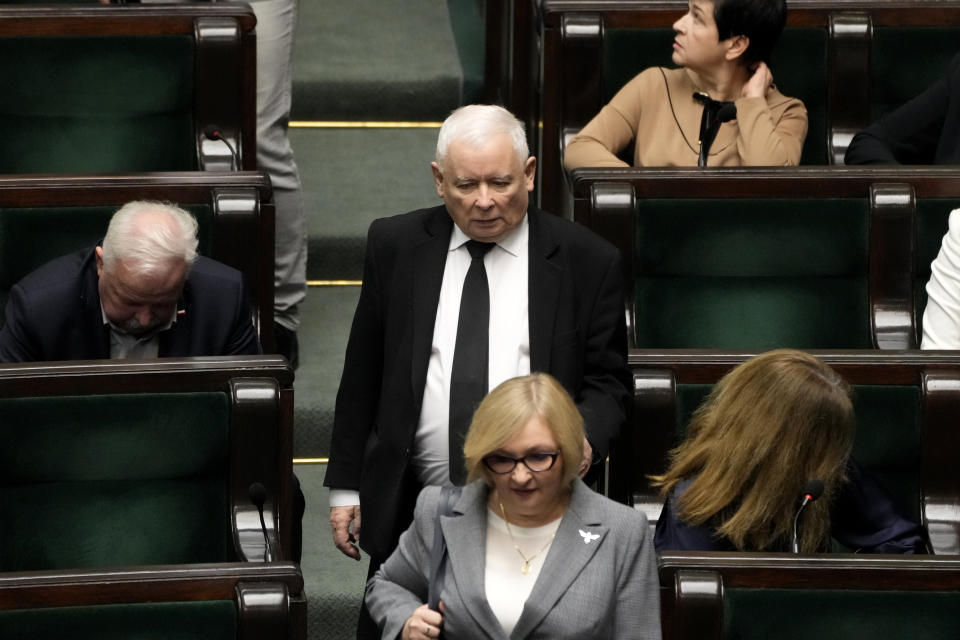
[845, 52, 960, 165]
[365, 479, 661, 640]
[325, 206, 631, 560]
[0, 246, 260, 362]
[655, 460, 928, 554]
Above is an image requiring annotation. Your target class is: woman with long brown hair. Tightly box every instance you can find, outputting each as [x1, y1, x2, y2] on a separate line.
[653, 349, 926, 553]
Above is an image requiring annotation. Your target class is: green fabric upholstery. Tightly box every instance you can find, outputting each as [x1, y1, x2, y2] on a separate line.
[634, 198, 870, 349]
[0, 205, 215, 328]
[0, 393, 231, 570]
[603, 28, 827, 165]
[0, 600, 237, 640]
[724, 588, 960, 640]
[871, 28, 959, 121]
[0, 36, 196, 173]
[672, 382, 922, 523]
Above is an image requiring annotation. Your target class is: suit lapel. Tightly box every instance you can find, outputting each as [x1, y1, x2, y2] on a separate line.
[410, 206, 453, 408]
[510, 481, 608, 639]
[527, 210, 562, 372]
[442, 482, 506, 639]
[78, 250, 110, 359]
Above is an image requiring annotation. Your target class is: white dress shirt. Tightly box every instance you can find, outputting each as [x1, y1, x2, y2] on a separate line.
[923, 209, 960, 349]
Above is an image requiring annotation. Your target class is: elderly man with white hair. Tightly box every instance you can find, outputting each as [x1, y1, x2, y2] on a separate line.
[0, 200, 260, 362]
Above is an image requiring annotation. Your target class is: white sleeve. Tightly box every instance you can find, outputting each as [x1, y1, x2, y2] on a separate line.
[329, 489, 361, 508]
[922, 209, 960, 349]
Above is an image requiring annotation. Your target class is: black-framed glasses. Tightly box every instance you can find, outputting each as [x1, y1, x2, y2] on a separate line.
[482, 451, 560, 474]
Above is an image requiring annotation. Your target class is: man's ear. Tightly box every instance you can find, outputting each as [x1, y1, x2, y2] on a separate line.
[524, 156, 537, 192]
[95, 246, 105, 278]
[430, 162, 445, 199]
[725, 34, 749, 62]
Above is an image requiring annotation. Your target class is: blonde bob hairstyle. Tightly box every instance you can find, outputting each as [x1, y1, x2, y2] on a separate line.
[651, 349, 855, 553]
[463, 373, 584, 487]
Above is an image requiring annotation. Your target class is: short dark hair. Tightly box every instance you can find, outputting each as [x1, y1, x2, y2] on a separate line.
[714, 0, 787, 66]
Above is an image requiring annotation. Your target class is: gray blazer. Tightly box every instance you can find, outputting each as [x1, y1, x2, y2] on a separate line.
[365, 479, 661, 639]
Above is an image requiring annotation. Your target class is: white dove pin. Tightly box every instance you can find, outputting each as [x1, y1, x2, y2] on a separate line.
[579, 529, 600, 544]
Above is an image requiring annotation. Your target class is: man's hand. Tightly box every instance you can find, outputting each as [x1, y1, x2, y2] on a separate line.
[741, 62, 774, 100]
[402, 603, 445, 640]
[330, 505, 362, 560]
[578, 437, 593, 478]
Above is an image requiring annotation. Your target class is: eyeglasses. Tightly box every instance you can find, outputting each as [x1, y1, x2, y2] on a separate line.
[482, 451, 560, 474]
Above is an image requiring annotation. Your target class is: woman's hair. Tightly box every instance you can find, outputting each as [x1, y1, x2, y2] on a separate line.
[714, 0, 787, 66]
[651, 349, 855, 552]
[101, 200, 199, 277]
[435, 104, 529, 170]
[463, 373, 584, 486]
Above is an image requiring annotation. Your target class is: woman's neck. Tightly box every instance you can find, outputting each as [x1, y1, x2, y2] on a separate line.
[686, 64, 751, 102]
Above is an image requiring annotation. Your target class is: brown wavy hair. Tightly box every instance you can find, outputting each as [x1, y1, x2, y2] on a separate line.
[651, 349, 855, 552]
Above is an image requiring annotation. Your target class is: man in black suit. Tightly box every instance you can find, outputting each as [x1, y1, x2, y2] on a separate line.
[325, 105, 631, 635]
[0, 200, 260, 362]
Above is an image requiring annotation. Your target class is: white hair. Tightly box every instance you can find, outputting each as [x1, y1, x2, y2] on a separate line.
[435, 104, 529, 169]
[101, 200, 199, 276]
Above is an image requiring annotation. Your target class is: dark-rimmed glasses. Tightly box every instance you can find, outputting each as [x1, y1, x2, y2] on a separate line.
[482, 451, 560, 474]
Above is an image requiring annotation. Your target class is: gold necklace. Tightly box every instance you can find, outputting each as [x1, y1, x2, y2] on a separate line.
[498, 500, 556, 575]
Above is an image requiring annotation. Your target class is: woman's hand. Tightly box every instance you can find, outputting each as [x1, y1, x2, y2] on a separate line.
[741, 62, 774, 99]
[402, 603, 444, 639]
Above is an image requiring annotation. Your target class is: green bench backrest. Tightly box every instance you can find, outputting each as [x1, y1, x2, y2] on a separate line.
[603, 28, 828, 164]
[634, 198, 870, 348]
[871, 28, 958, 121]
[0, 35, 197, 173]
[0, 205, 215, 326]
[0, 392, 231, 571]
[675, 382, 921, 523]
[724, 588, 960, 640]
[0, 600, 237, 640]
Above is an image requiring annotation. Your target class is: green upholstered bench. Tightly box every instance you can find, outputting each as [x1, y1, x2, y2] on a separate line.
[619, 350, 960, 555]
[571, 167, 960, 350]
[538, 0, 960, 214]
[0, 3, 256, 172]
[0, 562, 305, 640]
[0, 172, 276, 352]
[659, 553, 960, 640]
[0, 356, 295, 569]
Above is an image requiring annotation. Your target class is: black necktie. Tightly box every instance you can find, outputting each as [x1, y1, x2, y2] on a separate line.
[448, 240, 495, 485]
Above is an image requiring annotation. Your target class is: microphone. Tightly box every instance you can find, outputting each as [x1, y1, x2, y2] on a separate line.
[202, 124, 240, 170]
[791, 479, 824, 553]
[248, 481, 273, 561]
[693, 92, 737, 167]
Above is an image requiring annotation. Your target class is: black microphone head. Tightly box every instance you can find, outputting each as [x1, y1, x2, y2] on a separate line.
[249, 481, 267, 508]
[802, 479, 824, 502]
[717, 103, 737, 123]
[203, 124, 223, 141]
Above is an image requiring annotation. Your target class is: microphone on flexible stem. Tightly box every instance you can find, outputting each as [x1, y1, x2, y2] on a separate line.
[693, 93, 737, 167]
[248, 481, 273, 562]
[791, 479, 824, 553]
[202, 124, 240, 170]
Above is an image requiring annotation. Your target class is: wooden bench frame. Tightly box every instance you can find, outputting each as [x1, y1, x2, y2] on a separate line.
[0, 171, 276, 351]
[0, 3, 257, 172]
[659, 551, 960, 640]
[538, 0, 960, 214]
[0, 355, 295, 562]
[571, 166, 960, 351]
[0, 562, 305, 640]
[619, 350, 960, 555]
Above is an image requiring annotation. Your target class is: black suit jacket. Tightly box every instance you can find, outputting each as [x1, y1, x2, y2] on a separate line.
[325, 206, 631, 559]
[0, 246, 260, 362]
[846, 52, 960, 165]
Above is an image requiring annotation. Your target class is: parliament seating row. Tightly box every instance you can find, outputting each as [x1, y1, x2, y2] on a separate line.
[658, 552, 960, 640]
[536, 0, 960, 213]
[0, 4, 256, 174]
[613, 350, 960, 556]
[0, 355, 295, 569]
[0, 172, 276, 352]
[571, 167, 960, 351]
[0, 562, 306, 640]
